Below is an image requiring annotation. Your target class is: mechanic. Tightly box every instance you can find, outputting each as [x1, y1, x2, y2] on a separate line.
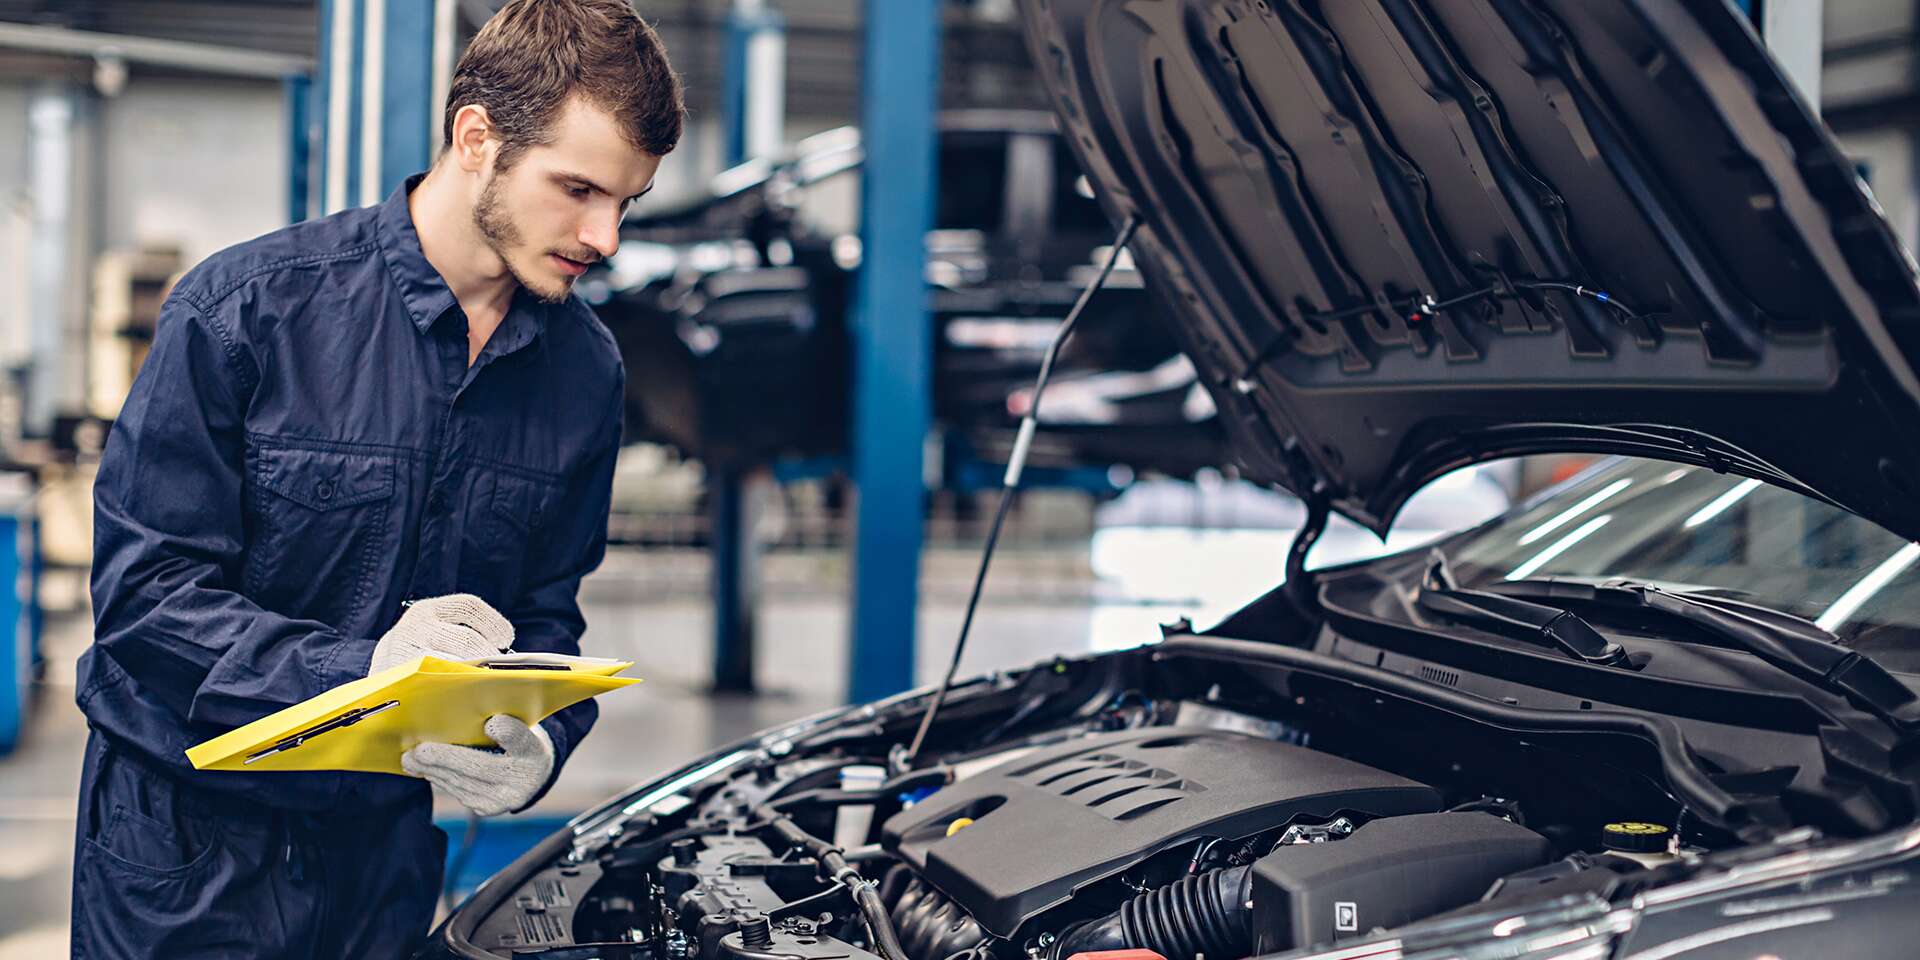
[68, 2, 683, 956]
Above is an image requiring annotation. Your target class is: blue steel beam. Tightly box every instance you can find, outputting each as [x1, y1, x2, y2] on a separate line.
[848, 0, 941, 703]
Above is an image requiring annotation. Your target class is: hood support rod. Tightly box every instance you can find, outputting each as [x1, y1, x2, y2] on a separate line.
[898, 214, 1139, 770]
[1285, 489, 1331, 620]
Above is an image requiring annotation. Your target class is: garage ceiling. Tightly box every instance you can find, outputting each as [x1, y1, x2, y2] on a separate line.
[0, 0, 1048, 121]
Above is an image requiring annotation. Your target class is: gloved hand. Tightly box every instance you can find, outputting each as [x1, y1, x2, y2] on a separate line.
[368, 594, 514, 674]
[401, 715, 555, 816]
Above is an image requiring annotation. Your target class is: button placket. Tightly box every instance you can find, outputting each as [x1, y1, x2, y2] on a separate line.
[403, 325, 470, 601]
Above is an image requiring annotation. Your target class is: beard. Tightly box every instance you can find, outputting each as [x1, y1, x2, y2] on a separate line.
[473, 170, 574, 304]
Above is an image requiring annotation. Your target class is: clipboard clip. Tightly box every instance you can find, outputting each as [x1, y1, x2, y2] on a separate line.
[242, 699, 401, 765]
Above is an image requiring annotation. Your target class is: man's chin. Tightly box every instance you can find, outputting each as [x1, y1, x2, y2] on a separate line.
[526, 277, 575, 304]
[505, 259, 575, 304]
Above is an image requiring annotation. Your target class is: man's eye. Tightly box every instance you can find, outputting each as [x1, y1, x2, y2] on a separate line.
[567, 186, 590, 198]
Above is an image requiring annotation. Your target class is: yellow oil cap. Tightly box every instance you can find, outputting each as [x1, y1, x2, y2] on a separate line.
[1602, 821, 1671, 854]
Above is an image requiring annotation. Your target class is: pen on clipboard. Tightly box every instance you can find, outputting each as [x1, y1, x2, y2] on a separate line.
[242, 699, 401, 764]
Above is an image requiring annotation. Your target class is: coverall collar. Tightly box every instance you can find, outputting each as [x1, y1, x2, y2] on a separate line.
[375, 173, 550, 354]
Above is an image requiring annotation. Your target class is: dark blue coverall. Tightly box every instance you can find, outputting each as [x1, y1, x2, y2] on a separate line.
[71, 175, 624, 958]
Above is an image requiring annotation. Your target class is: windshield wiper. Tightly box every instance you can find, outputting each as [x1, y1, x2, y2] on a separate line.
[1495, 576, 1920, 738]
[1414, 553, 1632, 667]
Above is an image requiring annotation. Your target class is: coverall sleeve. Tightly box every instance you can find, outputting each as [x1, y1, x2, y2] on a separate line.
[507, 367, 624, 807]
[89, 293, 375, 733]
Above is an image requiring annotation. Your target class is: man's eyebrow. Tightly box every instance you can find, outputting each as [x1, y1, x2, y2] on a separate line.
[552, 170, 611, 194]
[555, 170, 654, 203]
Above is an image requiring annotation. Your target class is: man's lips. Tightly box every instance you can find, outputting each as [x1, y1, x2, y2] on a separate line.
[550, 253, 593, 278]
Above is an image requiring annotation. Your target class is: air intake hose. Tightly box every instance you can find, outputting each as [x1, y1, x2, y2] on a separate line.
[1052, 865, 1253, 960]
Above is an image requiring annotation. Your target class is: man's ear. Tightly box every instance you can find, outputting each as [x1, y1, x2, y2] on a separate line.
[449, 104, 496, 174]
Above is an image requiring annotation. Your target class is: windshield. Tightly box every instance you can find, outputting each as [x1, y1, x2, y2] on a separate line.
[1448, 459, 1920, 654]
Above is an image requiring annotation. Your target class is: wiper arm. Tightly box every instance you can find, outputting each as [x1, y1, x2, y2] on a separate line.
[1496, 577, 1920, 738]
[1414, 552, 1632, 667]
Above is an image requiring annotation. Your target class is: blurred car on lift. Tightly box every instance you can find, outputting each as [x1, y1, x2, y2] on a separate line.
[583, 111, 1226, 485]
[424, 2, 1920, 958]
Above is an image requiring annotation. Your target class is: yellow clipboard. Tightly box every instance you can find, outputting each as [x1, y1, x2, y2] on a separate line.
[185, 655, 642, 776]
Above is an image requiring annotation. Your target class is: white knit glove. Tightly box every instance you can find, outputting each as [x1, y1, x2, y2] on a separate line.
[401, 715, 556, 815]
[368, 594, 514, 674]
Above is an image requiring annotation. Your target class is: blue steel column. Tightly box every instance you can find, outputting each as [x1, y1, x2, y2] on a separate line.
[711, 7, 752, 692]
[709, 469, 756, 692]
[848, 0, 941, 703]
[0, 514, 23, 755]
[710, 1, 786, 693]
[314, 0, 336, 212]
[378, 0, 435, 195]
[285, 74, 313, 223]
[343, 0, 365, 207]
[312, 0, 438, 214]
[722, 2, 786, 167]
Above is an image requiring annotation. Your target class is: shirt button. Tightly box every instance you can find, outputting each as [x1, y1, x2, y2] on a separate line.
[315, 480, 335, 501]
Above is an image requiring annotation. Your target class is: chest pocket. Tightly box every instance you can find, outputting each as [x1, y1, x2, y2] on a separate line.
[245, 441, 399, 632]
[460, 467, 561, 606]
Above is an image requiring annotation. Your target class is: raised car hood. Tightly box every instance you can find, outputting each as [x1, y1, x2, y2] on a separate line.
[1019, 0, 1920, 538]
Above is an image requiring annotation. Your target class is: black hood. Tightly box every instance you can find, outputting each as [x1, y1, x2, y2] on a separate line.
[1019, 0, 1920, 538]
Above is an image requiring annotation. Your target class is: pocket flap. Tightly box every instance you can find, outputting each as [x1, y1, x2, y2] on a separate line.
[254, 444, 396, 511]
[488, 472, 560, 534]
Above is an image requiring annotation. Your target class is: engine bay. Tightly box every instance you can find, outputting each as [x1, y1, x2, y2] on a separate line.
[439, 633, 1819, 960]
[881, 727, 1442, 939]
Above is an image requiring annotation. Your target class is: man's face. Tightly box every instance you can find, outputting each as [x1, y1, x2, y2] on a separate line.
[473, 97, 662, 303]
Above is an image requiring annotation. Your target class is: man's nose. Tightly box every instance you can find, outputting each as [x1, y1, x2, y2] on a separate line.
[580, 208, 621, 260]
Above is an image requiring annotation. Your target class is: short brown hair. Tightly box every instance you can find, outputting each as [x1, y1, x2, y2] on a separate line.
[444, 0, 684, 167]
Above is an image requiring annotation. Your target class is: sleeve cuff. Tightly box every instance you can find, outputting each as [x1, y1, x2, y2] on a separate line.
[515, 715, 573, 813]
[315, 631, 375, 690]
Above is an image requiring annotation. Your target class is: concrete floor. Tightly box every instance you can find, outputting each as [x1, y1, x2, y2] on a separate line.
[0, 545, 1184, 956]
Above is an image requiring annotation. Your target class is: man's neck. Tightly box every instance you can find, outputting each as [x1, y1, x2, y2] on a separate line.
[409, 165, 516, 357]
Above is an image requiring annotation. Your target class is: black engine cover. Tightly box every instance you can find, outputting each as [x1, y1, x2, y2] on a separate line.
[880, 728, 1440, 937]
[1251, 812, 1554, 951]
